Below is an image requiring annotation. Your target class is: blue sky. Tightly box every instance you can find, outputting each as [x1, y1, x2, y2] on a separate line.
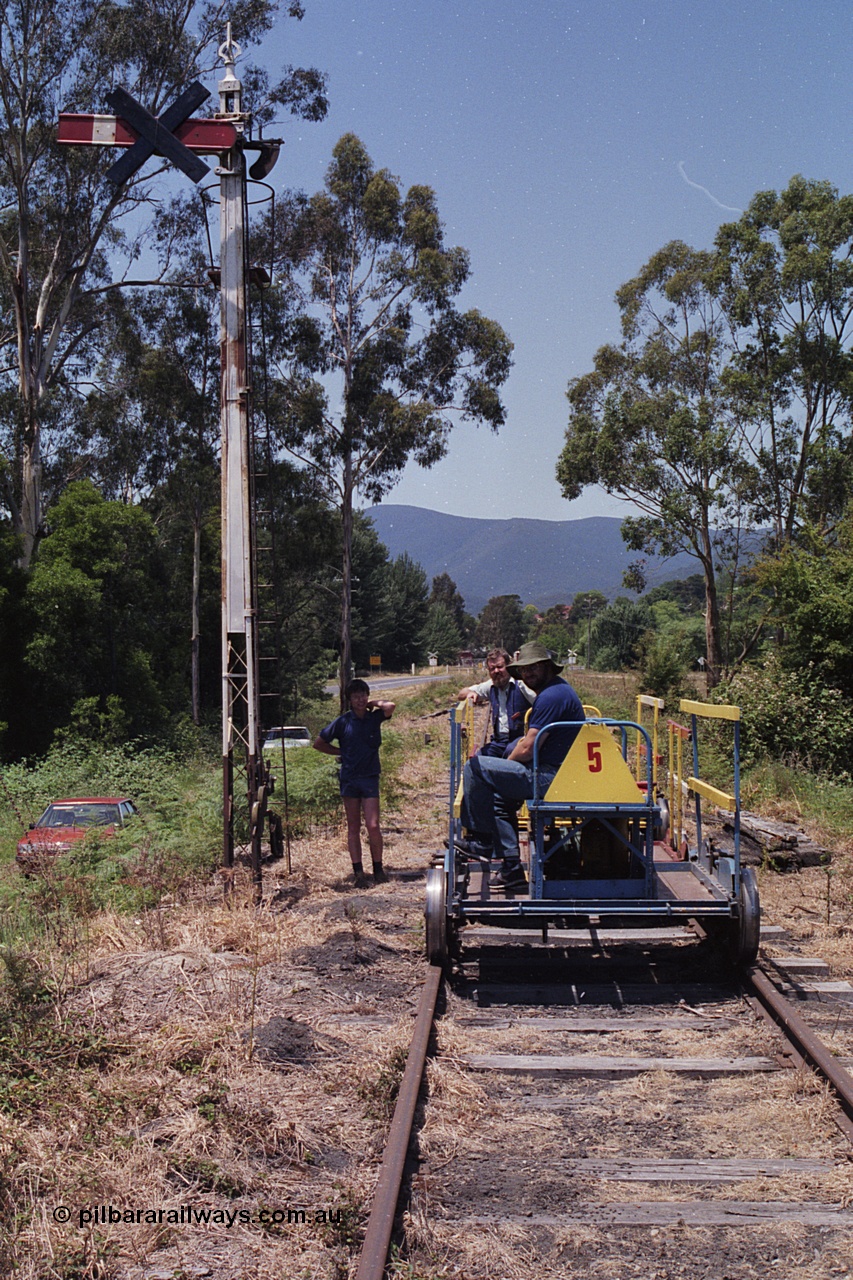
[253, 0, 853, 521]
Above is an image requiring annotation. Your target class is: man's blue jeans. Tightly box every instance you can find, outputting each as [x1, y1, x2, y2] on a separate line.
[460, 755, 556, 864]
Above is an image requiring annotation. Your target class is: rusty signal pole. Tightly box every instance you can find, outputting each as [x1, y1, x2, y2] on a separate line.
[57, 29, 275, 901]
[216, 28, 265, 898]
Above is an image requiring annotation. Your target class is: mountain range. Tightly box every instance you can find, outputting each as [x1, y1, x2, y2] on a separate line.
[365, 505, 698, 615]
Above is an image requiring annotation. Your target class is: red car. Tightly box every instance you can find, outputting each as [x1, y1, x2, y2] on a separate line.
[16, 797, 138, 870]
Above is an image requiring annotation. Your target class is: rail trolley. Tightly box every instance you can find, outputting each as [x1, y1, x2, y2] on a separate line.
[425, 696, 760, 969]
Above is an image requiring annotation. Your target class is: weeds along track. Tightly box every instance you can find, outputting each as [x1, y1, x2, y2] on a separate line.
[361, 924, 853, 1280]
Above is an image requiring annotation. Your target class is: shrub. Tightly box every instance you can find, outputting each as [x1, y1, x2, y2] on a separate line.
[637, 632, 690, 706]
[717, 656, 853, 779]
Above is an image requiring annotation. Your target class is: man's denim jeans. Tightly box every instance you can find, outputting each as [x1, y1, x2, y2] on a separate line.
[460, 755, 556, 863]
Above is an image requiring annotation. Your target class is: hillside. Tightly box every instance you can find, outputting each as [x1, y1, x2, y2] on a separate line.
[366, 504, 697, 614]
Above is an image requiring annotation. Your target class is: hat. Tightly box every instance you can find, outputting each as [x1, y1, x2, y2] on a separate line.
[507, 642, 564, 676]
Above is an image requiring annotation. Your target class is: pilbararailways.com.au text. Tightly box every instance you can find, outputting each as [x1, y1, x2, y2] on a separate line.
[55, 1205, 343, 1230]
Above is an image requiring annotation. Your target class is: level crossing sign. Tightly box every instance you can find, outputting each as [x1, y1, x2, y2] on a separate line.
[56, 82, 238, 186]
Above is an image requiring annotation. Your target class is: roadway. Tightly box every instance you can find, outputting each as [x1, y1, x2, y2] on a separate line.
[323, 671, 457, 695]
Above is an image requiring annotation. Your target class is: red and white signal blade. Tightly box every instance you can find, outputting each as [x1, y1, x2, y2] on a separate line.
[57, 113, 237, 153]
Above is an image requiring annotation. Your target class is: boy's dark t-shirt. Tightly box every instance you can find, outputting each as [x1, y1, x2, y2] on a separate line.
[319, 708, 386, 783]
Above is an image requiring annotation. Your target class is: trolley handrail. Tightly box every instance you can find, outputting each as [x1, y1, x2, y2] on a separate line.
[677, 697, 742, 882]
[635, 694, 665, 790]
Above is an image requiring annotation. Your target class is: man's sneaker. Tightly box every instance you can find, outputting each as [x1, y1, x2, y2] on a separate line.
[350, 870, 370, 889]
[372, 866, 389, 885]
[489, 862, 528, 891]
[454, 837, 493, 862]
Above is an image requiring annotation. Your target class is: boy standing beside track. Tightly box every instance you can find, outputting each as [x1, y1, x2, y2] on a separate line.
[313, 680, 395, 888]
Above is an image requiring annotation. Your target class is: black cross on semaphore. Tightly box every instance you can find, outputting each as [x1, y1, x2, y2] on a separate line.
[57, 85, 237, 183]
[104, 82, 212, 185]
[56, 28, 281, 900]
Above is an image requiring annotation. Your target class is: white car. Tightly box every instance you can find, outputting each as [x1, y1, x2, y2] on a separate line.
[262, 726, 311, 752]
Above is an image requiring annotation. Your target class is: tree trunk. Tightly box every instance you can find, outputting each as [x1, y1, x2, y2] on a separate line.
[339, 452, 354, 712]
[19, 420, 41, 570]
[700, 523, 722, 690]
[191, 508, 201, 725]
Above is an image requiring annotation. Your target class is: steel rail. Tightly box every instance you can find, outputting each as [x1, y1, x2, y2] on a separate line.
[747, 963, 853, 1138]
[356, 963, 443, 1280]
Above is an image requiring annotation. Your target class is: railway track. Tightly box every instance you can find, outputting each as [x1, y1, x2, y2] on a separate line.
[357, 924, 853, 1280]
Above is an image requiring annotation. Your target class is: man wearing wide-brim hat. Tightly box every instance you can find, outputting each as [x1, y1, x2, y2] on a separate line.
[459, 642, 585, 891]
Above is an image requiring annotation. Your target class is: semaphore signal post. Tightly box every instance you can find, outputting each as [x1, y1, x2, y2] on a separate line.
[57, 28, 280, 900]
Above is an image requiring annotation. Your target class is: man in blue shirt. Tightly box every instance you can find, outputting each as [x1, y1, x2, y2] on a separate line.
[459, 643, 584, 891]
[313, 680, 395, 887]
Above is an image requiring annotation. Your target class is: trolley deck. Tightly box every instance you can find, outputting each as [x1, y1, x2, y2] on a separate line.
[426, 697, 759, 966]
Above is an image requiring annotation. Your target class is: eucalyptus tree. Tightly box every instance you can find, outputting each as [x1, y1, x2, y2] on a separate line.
[557, 242, 745, 685]
[0, 0, 326, 567]
[422, 601, 462, 665]
[714, 175, 853, 549]
[80, 275, 221, 721]
[430, 571, 470, 641]
[476, 594, 527, 654]
[268, 133, 513, 705]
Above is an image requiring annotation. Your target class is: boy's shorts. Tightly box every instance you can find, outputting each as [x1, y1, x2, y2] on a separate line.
[340, 776, 380, 800]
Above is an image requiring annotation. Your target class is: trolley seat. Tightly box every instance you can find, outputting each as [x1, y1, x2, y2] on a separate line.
[517, 703, 605, 833]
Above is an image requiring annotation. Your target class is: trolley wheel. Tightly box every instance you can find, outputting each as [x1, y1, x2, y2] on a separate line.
[425, 865, 449, 967]
[731, 865, 760, 967]
[654, 794, 670, 842]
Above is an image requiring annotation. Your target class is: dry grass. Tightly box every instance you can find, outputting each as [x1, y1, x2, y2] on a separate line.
[0, 689, 444, 1280]
[2, 680, 853, 1279]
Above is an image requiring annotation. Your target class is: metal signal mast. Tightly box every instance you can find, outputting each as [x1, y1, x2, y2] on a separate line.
[57, 29, 282, 899]
[216, 28, 268, 896]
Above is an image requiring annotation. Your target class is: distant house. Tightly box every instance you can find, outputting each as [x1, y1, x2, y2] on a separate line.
[457, 649, 476, 666]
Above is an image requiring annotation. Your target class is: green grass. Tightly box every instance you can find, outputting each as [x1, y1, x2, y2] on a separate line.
[741, 760, 853, 841]
[268, 747, 341, 834]
[0, 738, 224, 951]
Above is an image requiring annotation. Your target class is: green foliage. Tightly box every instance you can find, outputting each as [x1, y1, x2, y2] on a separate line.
[429, 572, 470, 641]
[376, 728, 406, 810]
[270, 131, 512, 695]
[717, 655, 853, 778]
[558, 241, 739, 679]
[476, 594, 526, 653]
[644, 574, 706, 611]
[350, 514, 395, 671]
[421, 601, 462, 664]
[0, 525, 26, 758]
[269, 748, 340, 834]
[532, 604, 574, 660]
[715, 175, 853, 543]
[22, 481, 170, 751]
[380, 553, 429, 669]
[0, 736, 223, 940]
[0, 0, 325, 566]
[590, 596, 653, 671]
[636, 631, 691, 705]
[753, 522, 853, 698]
[636, 594, 705, 700]
[393, 678, 455, 718]
[742, 761, 853, 847]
